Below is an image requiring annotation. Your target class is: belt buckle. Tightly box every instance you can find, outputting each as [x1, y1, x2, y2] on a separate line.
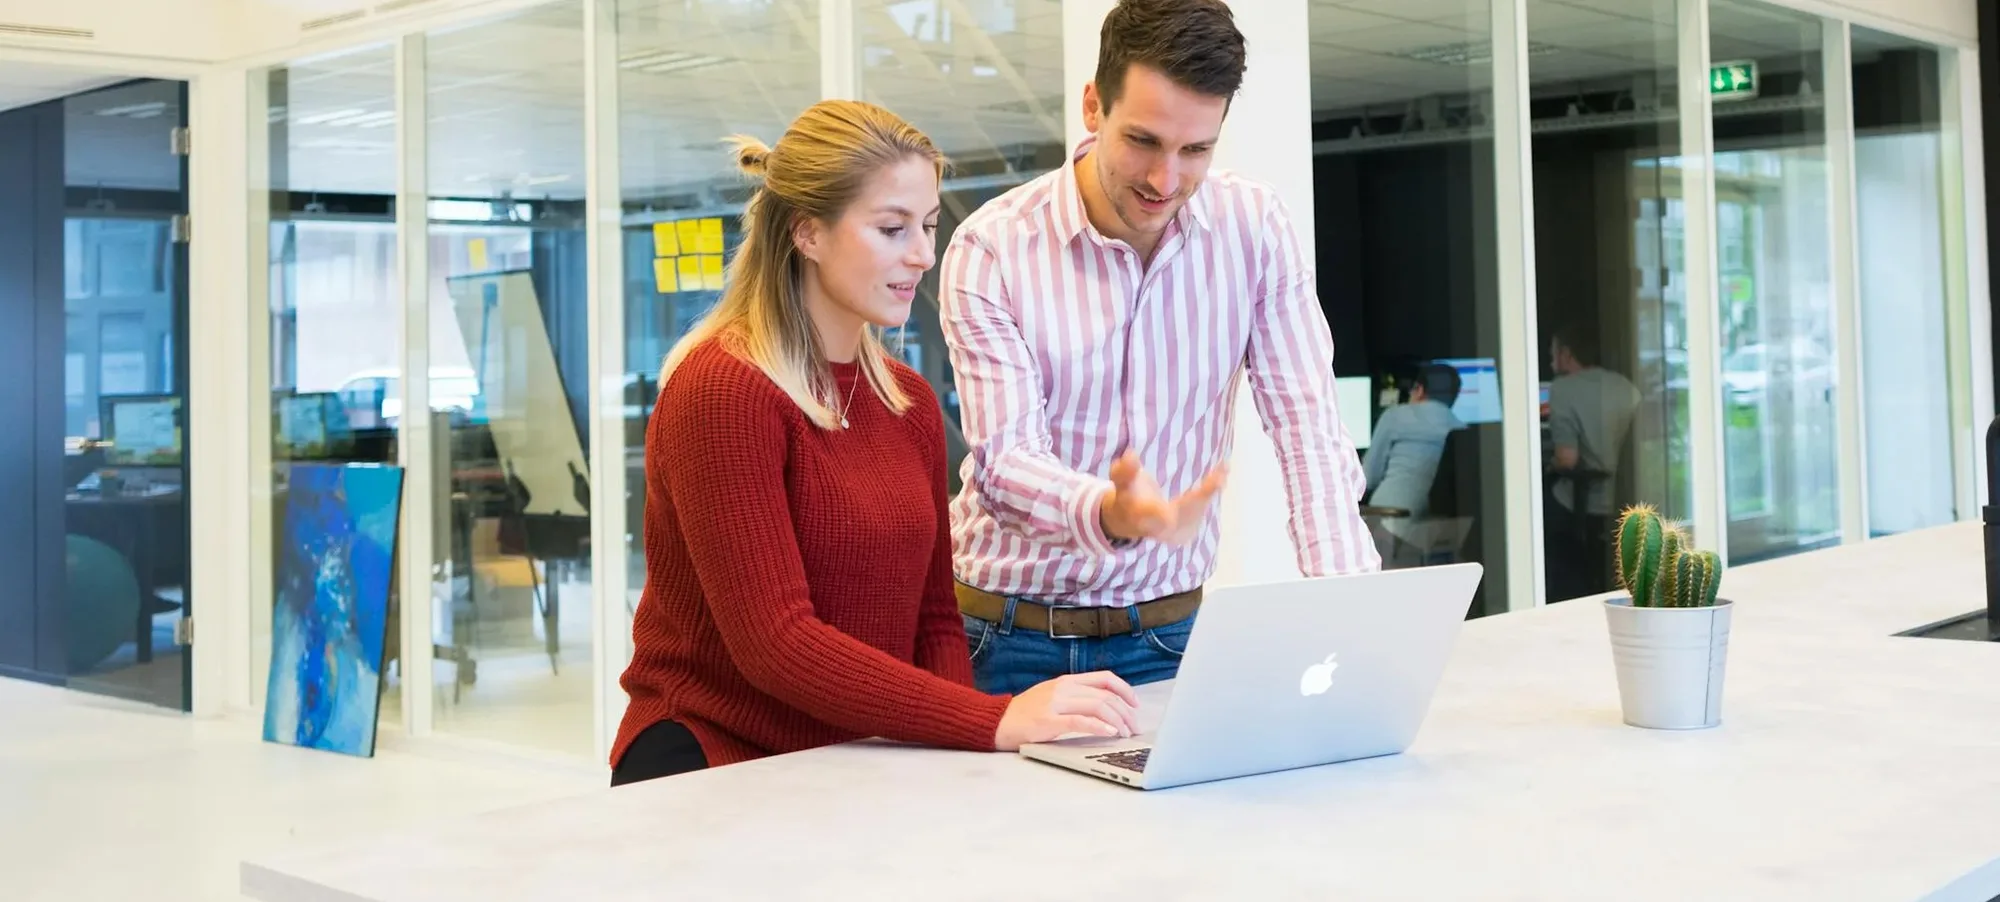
[1044, 603, 1091, 639]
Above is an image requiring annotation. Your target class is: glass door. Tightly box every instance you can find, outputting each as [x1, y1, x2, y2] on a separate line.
[61, 79, 194, 710]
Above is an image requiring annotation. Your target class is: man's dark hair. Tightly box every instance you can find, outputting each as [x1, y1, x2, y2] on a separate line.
[1551, 324, 1600, 368]
[1419, 363, 1462, 407]
[1095, 0, 1247, 113]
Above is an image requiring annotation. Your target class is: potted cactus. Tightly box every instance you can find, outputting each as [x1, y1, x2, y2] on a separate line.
[1603, 503, 1732, 729]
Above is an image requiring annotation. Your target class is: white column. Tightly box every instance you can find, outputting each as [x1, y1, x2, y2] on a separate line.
[1824, 21, 1868, 544]
[1491, 0, 1543, 609]
[584, 0, 629, 764]
[188, 66, 256, 717]
[1062, 0, 1318, 587]
[1677, 0, 1728, 560]
[394, 33, 436, 737]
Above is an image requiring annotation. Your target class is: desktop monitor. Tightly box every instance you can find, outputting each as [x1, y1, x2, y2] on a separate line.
[1430, 358, 1503, 425]
[276, 392, 334, 460]
[101, 394, 182, 466]
[1334, 376, 1373, 449]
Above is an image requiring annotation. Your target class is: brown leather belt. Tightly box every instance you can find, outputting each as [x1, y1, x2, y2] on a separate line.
[954, 582, 1201, 639]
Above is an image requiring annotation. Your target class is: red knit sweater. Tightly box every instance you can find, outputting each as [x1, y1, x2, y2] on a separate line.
[612, 339, 1012, 770]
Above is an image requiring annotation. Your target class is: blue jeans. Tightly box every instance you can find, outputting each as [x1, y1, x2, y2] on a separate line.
[962, 600, 1196, 697]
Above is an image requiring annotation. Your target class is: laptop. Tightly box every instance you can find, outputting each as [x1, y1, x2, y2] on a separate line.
[1018, 562, 1483, 790]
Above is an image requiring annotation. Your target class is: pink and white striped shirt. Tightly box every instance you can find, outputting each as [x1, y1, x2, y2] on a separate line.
[940, 136, 1381, 608]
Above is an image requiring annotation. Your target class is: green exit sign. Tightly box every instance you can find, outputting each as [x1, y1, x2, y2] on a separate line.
[1710, 60, 1759, 101]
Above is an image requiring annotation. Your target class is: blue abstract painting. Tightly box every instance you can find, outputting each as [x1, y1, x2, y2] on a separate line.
[264, 463, 404, 757]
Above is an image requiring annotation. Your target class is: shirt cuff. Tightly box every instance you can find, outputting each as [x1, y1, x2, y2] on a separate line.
[1070, 479, 1123, 558]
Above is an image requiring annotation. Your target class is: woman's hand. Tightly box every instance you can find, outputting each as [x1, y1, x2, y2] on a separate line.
[993, 671, 1142, 751]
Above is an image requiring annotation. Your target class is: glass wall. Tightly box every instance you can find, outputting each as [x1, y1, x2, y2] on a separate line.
[60, 80, 192, 708]
[859, 0, 1067, 487]
[258, 45, 403, 722]
[1710, 0, 1841, 564]
[215, 0, 1987, 754]
[612, 0, 822, 692]
[425, 2, 593, 756]
[1851, 26, 1958, 536]
[1527, 0, 1686, 600]
[1308, 0, 1509, 615]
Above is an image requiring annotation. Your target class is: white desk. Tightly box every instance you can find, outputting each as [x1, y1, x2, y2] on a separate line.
[244, 524, 2000, 901]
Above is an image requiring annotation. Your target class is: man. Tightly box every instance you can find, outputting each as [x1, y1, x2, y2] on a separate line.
[1362, 363, 1466, 518]
[1543, 325, 1641, 599]
[938, 0, 1379, 696]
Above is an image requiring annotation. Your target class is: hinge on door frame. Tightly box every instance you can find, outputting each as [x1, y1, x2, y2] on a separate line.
[174, 616, 192, 647]
[171, 214, 190, 244]
[171, 127, 191, 157]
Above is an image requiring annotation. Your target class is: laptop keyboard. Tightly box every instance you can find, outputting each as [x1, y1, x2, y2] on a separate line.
[1088, 749, 1150, 773]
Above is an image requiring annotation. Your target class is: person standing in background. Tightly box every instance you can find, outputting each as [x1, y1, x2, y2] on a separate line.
[939, 0, 1379, 697]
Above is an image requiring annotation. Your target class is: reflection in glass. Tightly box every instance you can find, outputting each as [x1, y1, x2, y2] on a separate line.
[1851, 27, 1957, 535]
[427, 2, 594, 756]
[1308, 0, 1507, 615]
[61, 79, 192, 709]
[1709, 0, 1840, 563]
[1527, 0, 1682, 601]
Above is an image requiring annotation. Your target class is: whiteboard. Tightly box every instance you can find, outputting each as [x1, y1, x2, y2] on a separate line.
[444, 270, 590, 519]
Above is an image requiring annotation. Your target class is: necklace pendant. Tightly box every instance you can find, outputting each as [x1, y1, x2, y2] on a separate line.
[840, 416, 850, 429]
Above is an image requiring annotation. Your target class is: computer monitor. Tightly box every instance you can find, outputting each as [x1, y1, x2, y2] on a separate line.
[101, 394, 182, 466]
[1335, 376, 1373, 449]
[276, 392, 330, 459]
[1430, 358, 1503, 425]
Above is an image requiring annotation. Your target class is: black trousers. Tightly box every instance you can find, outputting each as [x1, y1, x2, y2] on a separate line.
[610, 720, 709, 787]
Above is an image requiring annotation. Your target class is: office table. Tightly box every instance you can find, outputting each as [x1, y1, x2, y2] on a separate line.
[243, 524, 2000, 901]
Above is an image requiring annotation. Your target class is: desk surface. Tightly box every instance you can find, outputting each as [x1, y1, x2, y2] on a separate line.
[243, 525, 2000, 902]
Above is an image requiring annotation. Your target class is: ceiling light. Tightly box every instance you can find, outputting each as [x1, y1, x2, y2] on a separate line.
[296, 107, 369, 125]
[1395, 40, 1560, 66]
[94, 101, 167, 119]
[619, 50, 730, 75]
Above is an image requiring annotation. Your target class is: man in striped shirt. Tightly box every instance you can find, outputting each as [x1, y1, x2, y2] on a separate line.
[939, 0, 1381, 696]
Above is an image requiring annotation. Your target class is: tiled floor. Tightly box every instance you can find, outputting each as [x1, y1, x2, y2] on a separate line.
[0, 679, 602, 901]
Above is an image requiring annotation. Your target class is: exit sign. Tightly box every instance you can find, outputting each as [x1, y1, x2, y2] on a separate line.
[1710, 60, 1758, 101]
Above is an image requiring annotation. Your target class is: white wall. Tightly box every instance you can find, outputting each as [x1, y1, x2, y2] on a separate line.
[1062, 0, 1321, 588]
[1769, 0, 1976, 44]
[0, 0, 234, 62]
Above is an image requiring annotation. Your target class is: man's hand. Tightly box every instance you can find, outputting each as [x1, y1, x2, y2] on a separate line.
[1100, 450, 1228, 546]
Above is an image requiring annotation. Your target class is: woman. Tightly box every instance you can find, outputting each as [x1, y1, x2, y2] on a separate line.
[611, 100, 1141, 786]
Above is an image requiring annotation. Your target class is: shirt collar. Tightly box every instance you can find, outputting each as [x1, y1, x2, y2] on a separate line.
[1054, 134, 1213, 247]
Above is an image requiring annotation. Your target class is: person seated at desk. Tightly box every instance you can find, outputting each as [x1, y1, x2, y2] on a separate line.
[610, 101, 1140, 787]
[1361, 363, 1465, 518]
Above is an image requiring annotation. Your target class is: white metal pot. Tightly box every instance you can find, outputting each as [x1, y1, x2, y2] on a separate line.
[1602, 596, 1734, 730]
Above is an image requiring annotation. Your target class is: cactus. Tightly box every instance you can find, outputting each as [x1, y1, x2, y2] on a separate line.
[1614, 504, 1665, 607]
[1612, 504, 1725, 608]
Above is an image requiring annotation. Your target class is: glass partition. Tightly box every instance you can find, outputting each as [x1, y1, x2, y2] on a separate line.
[1308, 0, 1509, 615]
[1851, 26, 1958, 536]
[1709, 0, 1841, 564]
[425, 1, 594, 755]
[257, 46, 403, 721]
[1527, 0, 1687, 600]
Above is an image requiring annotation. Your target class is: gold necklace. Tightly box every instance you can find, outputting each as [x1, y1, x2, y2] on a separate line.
[836, 369, 861, 429]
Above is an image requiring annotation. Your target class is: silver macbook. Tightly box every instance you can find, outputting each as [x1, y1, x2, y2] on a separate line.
[1019, 562, 1483, 790]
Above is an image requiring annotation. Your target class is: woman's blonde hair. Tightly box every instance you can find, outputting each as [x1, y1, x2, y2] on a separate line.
[660, 100, 945, 429]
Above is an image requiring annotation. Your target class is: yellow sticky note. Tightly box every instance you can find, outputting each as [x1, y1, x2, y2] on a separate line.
[700, 254, 725, 290]
[678, 256, 701, 289]
[467, 238, 488, 271]
[653, 257, 678, 293]
[676, 220, 700, 252]
[651, 222, 679, 257]
[697, 217, 725, 254]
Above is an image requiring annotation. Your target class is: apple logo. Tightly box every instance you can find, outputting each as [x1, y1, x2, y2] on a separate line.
[1300, 653, 1339, 697]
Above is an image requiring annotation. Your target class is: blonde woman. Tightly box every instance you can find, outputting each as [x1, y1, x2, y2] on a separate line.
[611, 100, 1140, 786]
